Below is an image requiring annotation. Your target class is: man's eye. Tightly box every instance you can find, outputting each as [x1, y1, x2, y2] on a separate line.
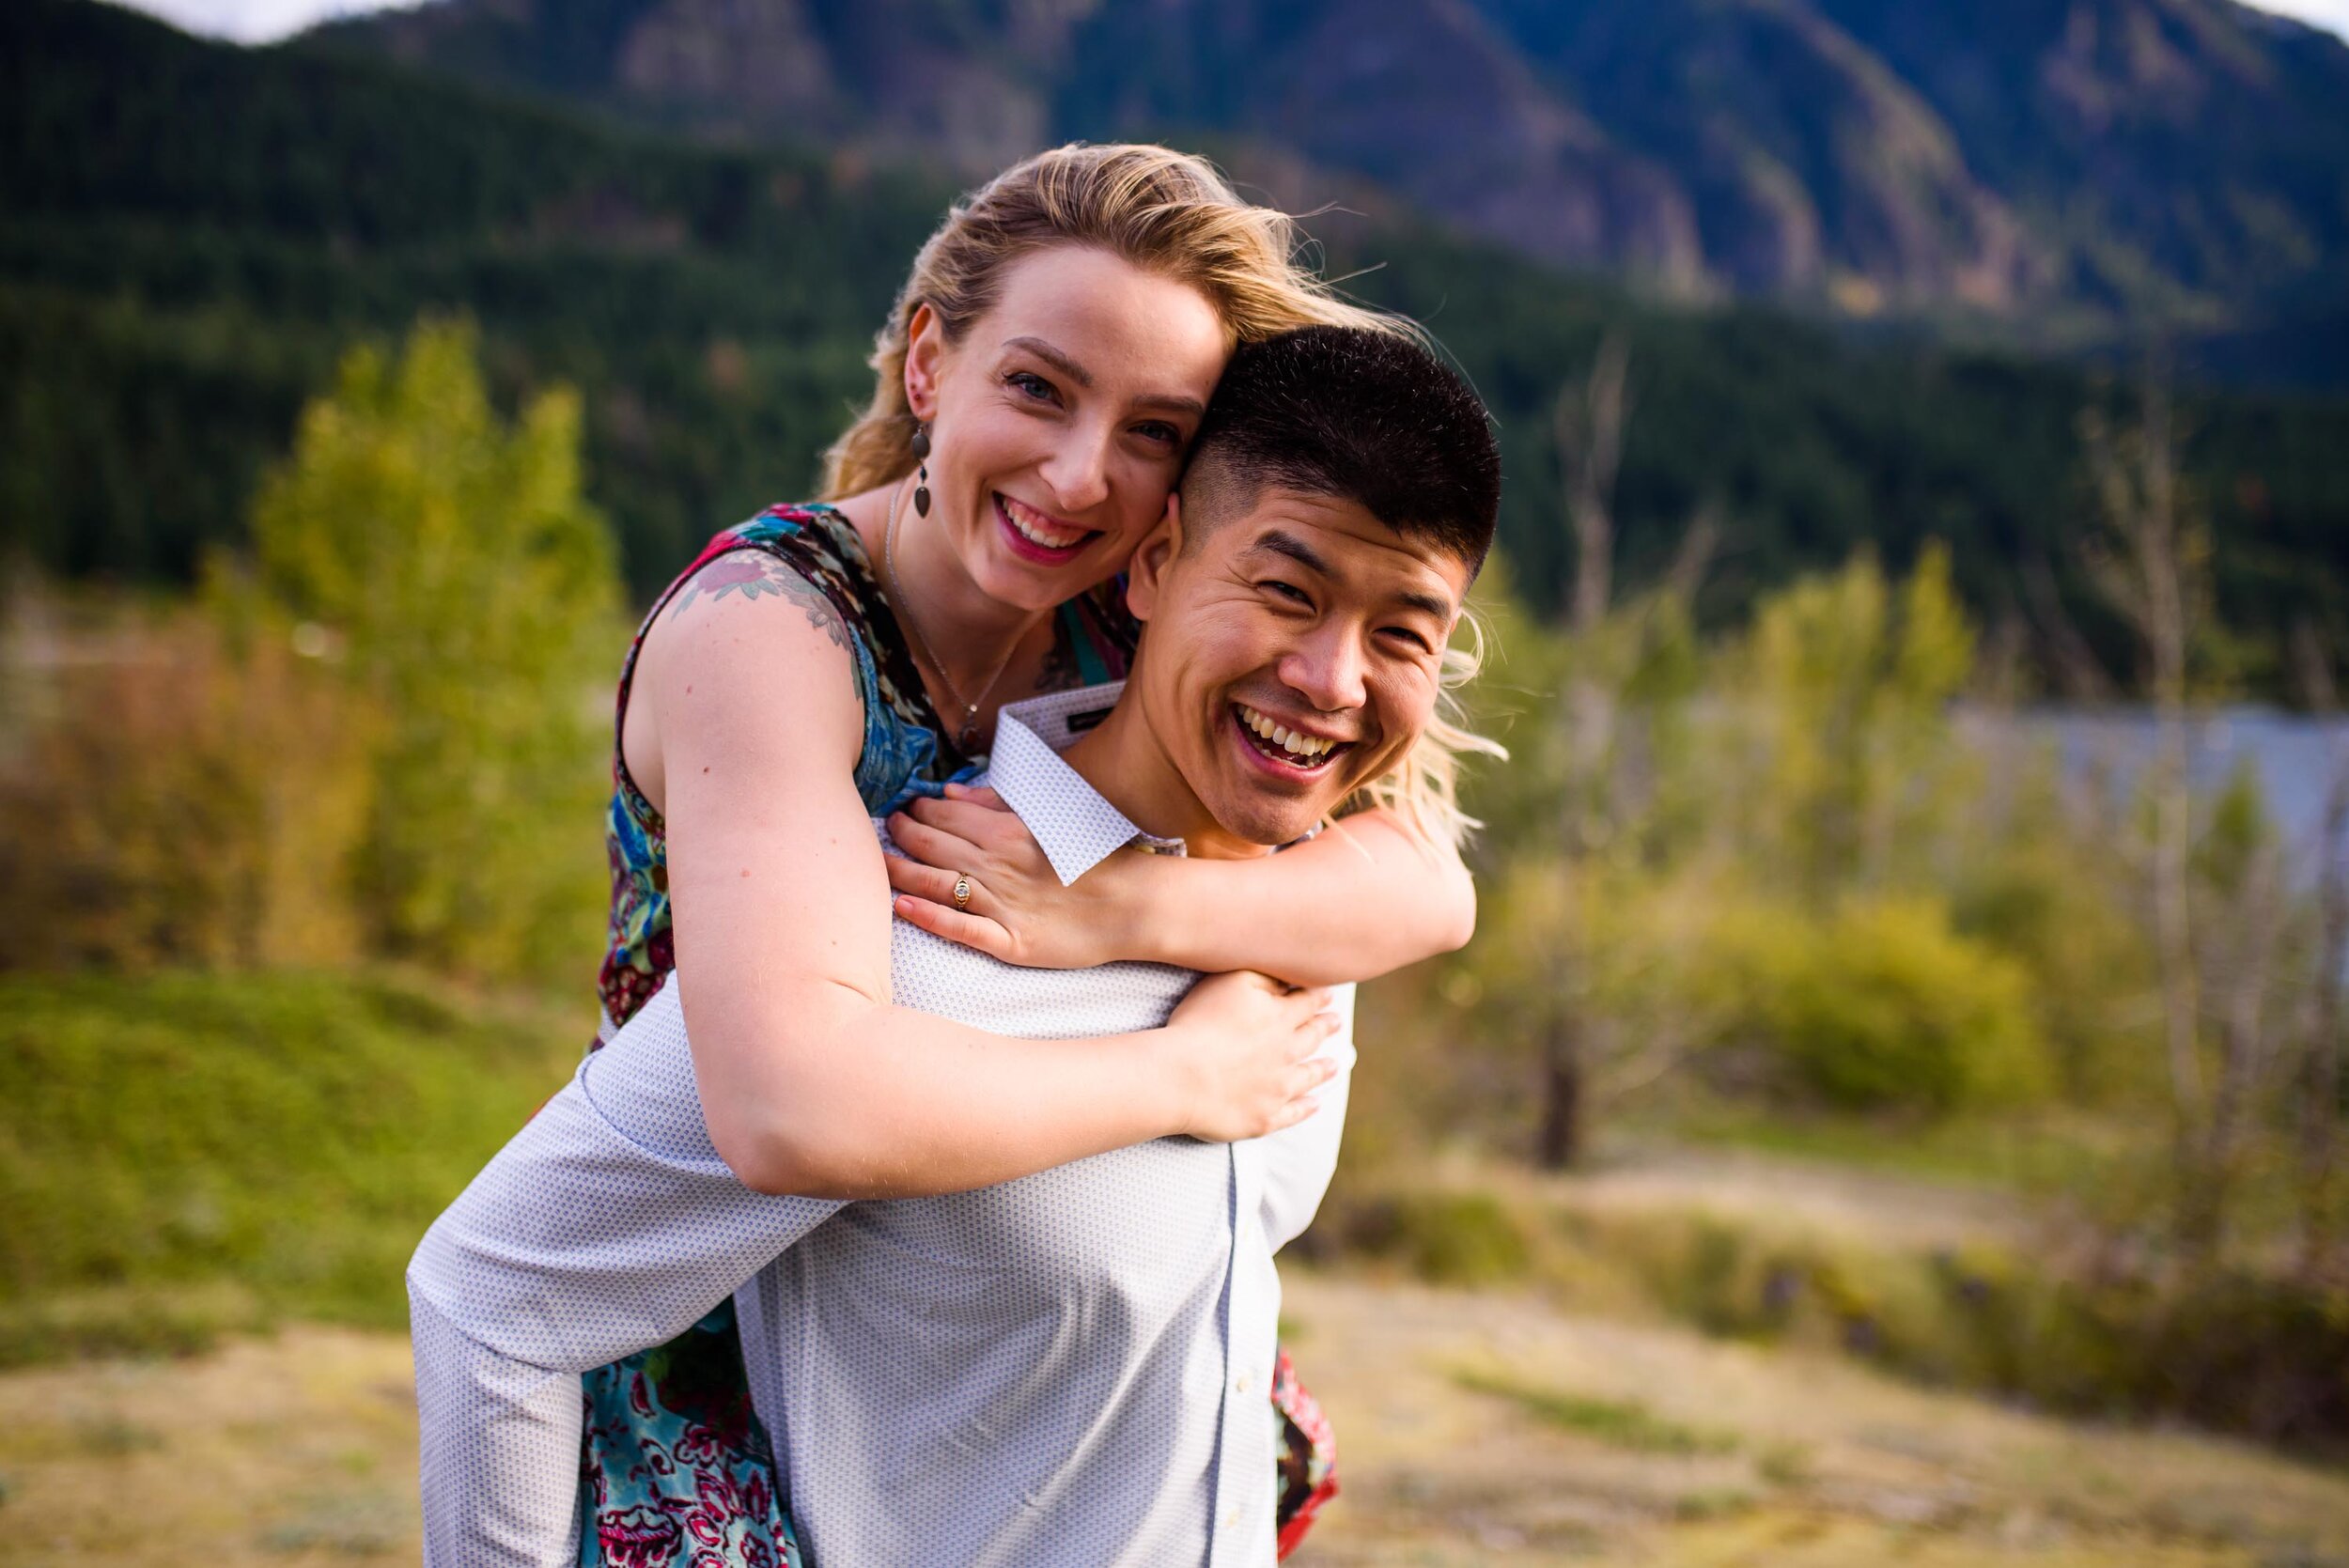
[1007, 371, 1057, 402]
[1265, 582, 1313, 606]
[1383, 628, 1436, 653]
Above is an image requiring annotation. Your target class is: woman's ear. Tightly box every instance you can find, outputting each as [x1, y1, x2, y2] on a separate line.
[1124, 492, 1184, 624]
[903, 302, 944, 421]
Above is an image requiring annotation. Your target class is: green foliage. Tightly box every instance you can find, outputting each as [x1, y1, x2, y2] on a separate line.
[1441, 546, 2066, 1147]
[1728, 543, 1979, 898]
[1949, 755, 2159, 1103]
[0, 969, 579, 1362]
[237, 318, 622, 978]
[1626, 1208, 2349, 1446]
[1324, 1176, 2349, 1446]
[1329, 1189, 1533, 1287]
[1703, 893, 2054, 1112]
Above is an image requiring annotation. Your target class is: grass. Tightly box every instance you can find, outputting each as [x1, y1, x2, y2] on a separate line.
[1320, 1155, 2349, 1452]
[1292, 1273, 2349, 1568]
[1450, 1365, 1741, 1455]
[0, 967, 583, 1363]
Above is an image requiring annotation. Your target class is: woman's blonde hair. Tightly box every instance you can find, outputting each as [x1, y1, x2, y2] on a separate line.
[1345, 613, 1506, 851]
[821, 140, 1497, 847]
[820, 142, 1406, 499]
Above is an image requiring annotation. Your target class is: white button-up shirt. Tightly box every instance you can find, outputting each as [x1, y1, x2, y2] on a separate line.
[408, 682, 1355, 1568]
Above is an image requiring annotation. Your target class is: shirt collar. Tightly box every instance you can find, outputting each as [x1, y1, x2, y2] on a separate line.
[981, 682, 1185, 887]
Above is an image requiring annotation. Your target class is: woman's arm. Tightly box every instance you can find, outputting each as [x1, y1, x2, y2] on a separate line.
[634, 552, 1337, 1199]
[1117, 808, 1476, 982]
[886, 786, 1477, 986]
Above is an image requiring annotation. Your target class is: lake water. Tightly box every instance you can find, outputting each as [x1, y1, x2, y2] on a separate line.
[1961, 705, 2349, 888]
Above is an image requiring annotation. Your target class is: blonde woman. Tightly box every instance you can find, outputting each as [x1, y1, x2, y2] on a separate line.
[551, 145, 1480, 1565]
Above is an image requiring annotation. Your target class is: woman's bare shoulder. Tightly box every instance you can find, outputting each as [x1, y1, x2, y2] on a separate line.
[627, 544, 868, 818]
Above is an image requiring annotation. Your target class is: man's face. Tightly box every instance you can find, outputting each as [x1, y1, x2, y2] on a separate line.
[1124, 485, 1473, 849]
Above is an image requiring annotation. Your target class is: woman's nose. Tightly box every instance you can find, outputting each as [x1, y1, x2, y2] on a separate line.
[1037, 425, 1113, 515]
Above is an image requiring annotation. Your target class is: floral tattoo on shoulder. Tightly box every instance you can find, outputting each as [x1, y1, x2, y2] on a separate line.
[670, 551, 849, 651]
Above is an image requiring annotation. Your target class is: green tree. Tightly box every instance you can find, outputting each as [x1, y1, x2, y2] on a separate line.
[1728, 542, 1977, 902]
[241, 318, 621, 979]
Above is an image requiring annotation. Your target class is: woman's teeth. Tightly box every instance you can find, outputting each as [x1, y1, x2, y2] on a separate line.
[1237, 704, 1338, 762]
[1000, 495, 1088, 550]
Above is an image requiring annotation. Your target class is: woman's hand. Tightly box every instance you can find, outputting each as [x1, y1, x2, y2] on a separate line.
[1158, 970, 1343, 1142]
[885, 783, 1134, 968]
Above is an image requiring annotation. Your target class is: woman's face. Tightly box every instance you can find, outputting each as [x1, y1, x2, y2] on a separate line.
[905, 245, 1230, 613]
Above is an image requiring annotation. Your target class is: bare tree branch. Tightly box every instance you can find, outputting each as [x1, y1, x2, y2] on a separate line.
[2294, 618, 2348, 1278]
[1558, 334, 1631, 636]
[2019, 549, 2113, 702]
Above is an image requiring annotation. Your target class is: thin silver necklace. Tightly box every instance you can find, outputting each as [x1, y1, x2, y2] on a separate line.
[883, 473, 1022, 753]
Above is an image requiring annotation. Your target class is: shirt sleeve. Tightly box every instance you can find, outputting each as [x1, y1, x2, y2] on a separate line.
[1256, 983, 1356, 1253]
[408, 982, 844, 1567]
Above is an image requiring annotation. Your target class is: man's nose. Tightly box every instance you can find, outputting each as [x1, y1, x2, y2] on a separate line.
[1037, 423, 1113, 515]
[1279, 624, 1368, 714]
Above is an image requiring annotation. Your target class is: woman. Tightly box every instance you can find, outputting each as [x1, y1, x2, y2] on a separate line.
[587, 143, 1482, 1565]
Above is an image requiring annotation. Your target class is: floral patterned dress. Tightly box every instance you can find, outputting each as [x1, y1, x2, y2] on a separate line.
[582, 503, 1335, 1566]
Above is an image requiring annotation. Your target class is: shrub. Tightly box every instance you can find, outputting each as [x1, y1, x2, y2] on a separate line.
[1703, 893, 2054, 1112]
[0, 597, 369, 972]
[1326, 1188, 1533, 1287]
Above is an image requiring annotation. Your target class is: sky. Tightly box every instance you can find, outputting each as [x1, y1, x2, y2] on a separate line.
[105, 0, 2349, 43]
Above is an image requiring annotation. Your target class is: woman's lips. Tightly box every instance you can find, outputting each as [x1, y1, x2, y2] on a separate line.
[995, 493, 1097, 564]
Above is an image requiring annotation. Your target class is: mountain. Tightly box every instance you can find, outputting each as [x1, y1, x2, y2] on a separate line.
[308, 0, 2349, 339]
[6, 0, 2346, 698]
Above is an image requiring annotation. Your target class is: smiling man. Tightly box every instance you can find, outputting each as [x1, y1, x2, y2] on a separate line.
[408, 325, 1501, 1568]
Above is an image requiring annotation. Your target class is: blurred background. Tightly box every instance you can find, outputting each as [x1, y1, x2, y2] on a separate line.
[3, 0, 2348, 1561]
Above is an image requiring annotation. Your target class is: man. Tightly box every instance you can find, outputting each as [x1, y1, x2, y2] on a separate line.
[409, 324, 1501, 1566]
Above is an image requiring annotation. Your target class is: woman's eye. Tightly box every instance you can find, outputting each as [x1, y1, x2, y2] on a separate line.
[1006, 371, 1057, 403]
[1132, 421, 1182, 447]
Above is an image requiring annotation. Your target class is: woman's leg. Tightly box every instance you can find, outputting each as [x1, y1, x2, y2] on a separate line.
[579, 1303, 804, 1568]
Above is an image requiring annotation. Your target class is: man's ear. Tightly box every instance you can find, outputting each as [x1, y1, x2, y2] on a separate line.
[1125, 491, 1185, 624]
[903, 302, 944, 421]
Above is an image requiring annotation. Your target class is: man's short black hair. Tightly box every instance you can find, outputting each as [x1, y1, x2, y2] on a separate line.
[1182, 325, 1500, 577]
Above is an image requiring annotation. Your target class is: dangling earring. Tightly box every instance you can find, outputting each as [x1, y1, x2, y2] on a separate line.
[911, 422, 932, 518]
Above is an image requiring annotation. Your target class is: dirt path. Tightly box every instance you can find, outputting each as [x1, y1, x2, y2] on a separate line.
[0, 1326, 418, 1565]
[1, 1274, 2343, 1566]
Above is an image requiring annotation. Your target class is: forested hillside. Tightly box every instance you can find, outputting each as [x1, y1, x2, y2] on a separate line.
[5, 0, 2346, 691]
[316, 0, 2349, 345]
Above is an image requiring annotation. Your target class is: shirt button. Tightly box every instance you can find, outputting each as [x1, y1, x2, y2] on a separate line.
[1223, 1506, 1243, 1530]
[1234, 1374, 1252, 1396]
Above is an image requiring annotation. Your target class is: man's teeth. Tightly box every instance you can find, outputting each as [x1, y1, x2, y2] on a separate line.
[1001, 497, 1086, 550]
[1237, 704, 1337, 761]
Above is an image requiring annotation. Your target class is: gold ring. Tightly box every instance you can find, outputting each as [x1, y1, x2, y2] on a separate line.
[952, 873, 973, 912]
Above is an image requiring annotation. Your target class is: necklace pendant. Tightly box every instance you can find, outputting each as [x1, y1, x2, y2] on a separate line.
[957, 722, 981, 752]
